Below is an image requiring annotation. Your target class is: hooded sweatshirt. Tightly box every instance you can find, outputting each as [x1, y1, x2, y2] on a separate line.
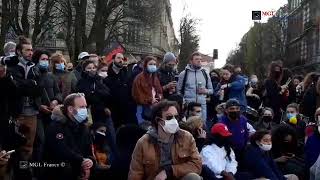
[177, 64, 213, 104]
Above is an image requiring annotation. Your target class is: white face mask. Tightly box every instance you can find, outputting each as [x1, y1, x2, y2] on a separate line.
[318, 126, 320, 134]
[161, 118, 179, 134]
[259, 143, 272, 151]
[98, 72, 108, 78]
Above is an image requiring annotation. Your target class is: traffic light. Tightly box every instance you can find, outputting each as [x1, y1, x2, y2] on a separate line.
[213, 49, 218, 60]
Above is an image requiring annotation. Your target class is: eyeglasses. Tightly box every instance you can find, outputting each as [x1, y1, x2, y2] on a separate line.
[164, 115, 179, 120]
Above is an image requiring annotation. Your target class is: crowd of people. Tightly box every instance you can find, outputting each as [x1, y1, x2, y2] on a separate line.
[0, 36, 320, 180]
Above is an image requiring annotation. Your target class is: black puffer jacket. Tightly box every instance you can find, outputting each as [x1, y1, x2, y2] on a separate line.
[76, 72, 111, 122]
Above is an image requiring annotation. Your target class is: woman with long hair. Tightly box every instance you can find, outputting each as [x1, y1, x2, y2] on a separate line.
[201, 123, 237, 180]
[263, 61, 287, 123]
[132, 56, 163, 124]
[300, 73, 320, 121]
[244, 130, 299, 180]
[50, 53, 77, 99]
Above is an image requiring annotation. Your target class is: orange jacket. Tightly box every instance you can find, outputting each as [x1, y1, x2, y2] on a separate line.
[128, 129, 202, 180]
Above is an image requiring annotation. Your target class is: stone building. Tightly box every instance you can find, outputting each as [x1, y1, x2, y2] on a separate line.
[121, 0, 179, 62]
[286, 0, 320, 72]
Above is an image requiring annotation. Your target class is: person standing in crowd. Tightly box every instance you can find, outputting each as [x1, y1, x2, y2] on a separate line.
[33, 50, 62, 163]
[73, 52, 91, 82]
[0, 58, 17, 179]
[246, 74, 263, 110]
[177, 52, 213, 127]
[254, 107, 276, 131]
[132, 56, 163, 124]
[128, 100, 202, 180]
[158, 52, 179, 99]
[219, 99, 252, 166]
[50, 53, 77, 99]
[6, 37, 41, 179]
[76, 60, 111, 123]
[201, 123, 238, 180]
[89, 54, 100, 67]
[244, 130, 299, 180]
[104, 53, 133, 128]
[216, 64, 247, 112]
[180, 116, 207, 151]
[66, 62, 74, 72]
[207, 69, 221, 122]
[289, 75, 303, 104]
[97, 63, 109, 79]
[264, 61, 288, 123]
[45, 93, 94, 180]
[300, 75, 320, 122]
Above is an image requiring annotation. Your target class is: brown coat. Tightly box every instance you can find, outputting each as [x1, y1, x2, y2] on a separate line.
[132, 72, 163, 105]
[128, 129, 202, 180]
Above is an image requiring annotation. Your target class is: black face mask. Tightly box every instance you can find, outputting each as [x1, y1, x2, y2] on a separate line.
[262, 116, 272, 123]
[228, 111, 240, 120]
[67, 68, 73, 72]
[211, 76, 220, 82]
[214, 136, 231, 147]
[164, 65, 174, 72]
[274, 71, 281, 79]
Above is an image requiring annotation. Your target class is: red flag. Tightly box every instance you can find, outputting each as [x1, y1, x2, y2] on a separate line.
[105, 43, 125, 64]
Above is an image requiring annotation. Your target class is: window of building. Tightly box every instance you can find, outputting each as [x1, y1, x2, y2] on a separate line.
[126, 22, 146, 44]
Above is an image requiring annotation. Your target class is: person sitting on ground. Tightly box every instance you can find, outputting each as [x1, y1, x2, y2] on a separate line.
[128, 100, 202, 180]
[254, 107, 276, 131]
[186, 102, 202, 119]
[201, 123, 237, 180]
[244, 130, 299, 180]
[180, 116, 207, 151]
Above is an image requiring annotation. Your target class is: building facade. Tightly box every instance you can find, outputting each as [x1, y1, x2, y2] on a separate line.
[122, 0, 179, 62]
[286, 0, 320, 72]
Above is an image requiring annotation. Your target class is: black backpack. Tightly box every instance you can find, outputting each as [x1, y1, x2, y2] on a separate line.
[180, 68, 208, 95]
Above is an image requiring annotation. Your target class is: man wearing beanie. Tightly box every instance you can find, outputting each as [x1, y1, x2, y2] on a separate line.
[158, 52, 179, 99]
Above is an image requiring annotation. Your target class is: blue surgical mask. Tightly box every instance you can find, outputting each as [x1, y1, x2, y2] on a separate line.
[73, 108, 88, 123]
[39, 61, 49, 69]
[287, 113, 296, 120]
[147, 65, 157, 73]
[55, 63, 65, 70]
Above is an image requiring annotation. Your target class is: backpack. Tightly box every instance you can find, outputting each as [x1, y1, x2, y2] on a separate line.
[180, 68, 208, 95]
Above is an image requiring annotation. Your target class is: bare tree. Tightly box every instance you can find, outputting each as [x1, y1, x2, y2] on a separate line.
[178, 14, 200, 71]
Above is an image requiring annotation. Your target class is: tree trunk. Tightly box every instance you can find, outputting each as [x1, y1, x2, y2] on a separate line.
[0, 0, 10, 53]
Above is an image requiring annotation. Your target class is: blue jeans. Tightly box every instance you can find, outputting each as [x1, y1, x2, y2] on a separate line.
[136, 105, 144, 124]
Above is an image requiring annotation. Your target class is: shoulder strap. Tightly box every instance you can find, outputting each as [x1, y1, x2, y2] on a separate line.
[201, 69, 208, 89]
[181, 69, 189, 95]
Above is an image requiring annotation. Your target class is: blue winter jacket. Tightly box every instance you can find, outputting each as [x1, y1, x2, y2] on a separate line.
[215, 75, 247, 111]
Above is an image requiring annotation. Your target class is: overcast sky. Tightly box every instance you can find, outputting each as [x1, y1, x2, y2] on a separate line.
[170, 0, 287, 68]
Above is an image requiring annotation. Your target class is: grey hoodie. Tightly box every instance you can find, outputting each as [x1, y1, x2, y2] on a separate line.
[177, 64, 213, 104]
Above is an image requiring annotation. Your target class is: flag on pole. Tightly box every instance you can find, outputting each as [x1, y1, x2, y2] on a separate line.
[104, 42, 125, 64]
